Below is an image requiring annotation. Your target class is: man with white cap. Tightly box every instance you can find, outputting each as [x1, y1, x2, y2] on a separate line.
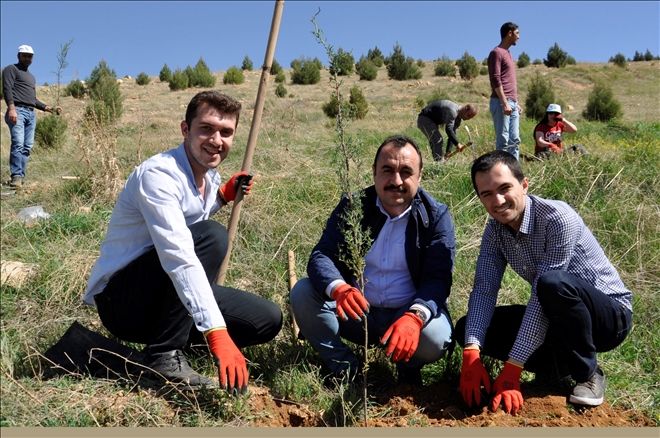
[2, 44, 61, 187]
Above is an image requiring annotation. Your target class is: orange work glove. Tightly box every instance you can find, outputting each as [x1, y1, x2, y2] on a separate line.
[490, 361, 524, 415]
[331, 284, 369, 321]
[206, 328, 248, 394]
[219, 171, 253, 203]
[380, 312, 423, 362]
[459, 348, 492, 407]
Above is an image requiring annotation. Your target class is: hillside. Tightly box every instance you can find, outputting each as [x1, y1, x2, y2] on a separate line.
[0, 60, 658, 427]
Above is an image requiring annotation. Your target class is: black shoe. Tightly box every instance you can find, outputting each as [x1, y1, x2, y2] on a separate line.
[569, 367, 606, 407]
[397, 365, 422, 386]
[144, 349, 214, 389]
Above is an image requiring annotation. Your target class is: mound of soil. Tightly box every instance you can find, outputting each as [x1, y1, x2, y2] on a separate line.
[244, 382, 653, 427]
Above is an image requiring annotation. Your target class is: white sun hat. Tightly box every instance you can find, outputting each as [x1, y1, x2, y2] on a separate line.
[546, 103, 562, 113]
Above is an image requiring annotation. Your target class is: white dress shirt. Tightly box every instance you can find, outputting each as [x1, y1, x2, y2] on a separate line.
[83, 143, 226, 331]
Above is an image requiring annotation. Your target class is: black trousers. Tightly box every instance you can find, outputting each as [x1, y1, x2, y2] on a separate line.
[455, 270, 632, 382]
[95, 220, 282, 355]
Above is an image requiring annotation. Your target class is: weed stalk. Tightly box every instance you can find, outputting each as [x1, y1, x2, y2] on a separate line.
[311, 11, 372, 426]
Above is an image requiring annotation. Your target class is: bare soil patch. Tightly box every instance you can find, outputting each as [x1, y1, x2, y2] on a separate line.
[242, 382, 653, 427]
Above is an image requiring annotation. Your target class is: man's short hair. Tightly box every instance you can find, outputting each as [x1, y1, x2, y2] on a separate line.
[463, 104, 478, 117]
[185, 91, 242, 128]
[373, 135, 423, 172]
[471, 150, 524, 193]
[500, 22, 519, 40]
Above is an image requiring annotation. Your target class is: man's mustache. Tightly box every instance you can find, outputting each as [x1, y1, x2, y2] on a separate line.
[385, 185, 405, 192]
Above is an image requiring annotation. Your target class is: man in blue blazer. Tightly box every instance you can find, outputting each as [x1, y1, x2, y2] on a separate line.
[290, 135, 456, 385]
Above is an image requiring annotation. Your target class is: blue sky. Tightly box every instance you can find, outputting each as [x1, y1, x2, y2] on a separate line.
[2, 1, 659, 85]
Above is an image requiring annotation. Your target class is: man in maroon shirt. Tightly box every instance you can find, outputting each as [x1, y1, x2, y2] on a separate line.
[488, 22, 522, 160]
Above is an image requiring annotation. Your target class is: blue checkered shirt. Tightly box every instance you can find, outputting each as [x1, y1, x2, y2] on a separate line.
[465, 195, 633, 364]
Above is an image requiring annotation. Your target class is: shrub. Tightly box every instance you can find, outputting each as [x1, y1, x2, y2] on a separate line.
[348, 85, 368, 119]
[159, 64, 172, 82]
[525, 72, 557, 120]
[386, 44, 422, 80]
[355, 56, 378, 81]
[87, 60, 116, 90]
[533, 58, 543, 65]
[275, 83, 287, 98]
[416, 59, 425, 68]
[456, 51, 479, 80]
[367, 46, 385, 67]
[329, 48, 355, 76]
[517, 52, 531, 68]
[35, 114, 67, 149]
[85, 78, 123, 125]
[65, 80, 86, 98]
[184, 66, 196, 86]
[242, 55, 253, 71]
[609, 53, 627, 68]
[643, 49, 654, 61]
[321, 94, 350, 119]
[85, 61, 122, 125]
[544, 43, 570, 68]
[434, 56, 455, 77]
[291, 58, 321, 85]
[135, 72, 150, 85]
[583, 82, 622, 121]
[275, 70, 286, 83]
[223, 66, 245, 85]
[270, 59, 283, 76]
[566, 56, 576, 65]
[190, 58, 216, 87]
[479, 66, 488, 75]
[322, 86, 369, 120]
[169, 68, 189, 91]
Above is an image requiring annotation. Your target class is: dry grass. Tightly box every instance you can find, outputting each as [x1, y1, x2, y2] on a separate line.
[0, 60, 658, 427]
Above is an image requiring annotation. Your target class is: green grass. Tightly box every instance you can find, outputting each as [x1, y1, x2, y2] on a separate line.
[0, 61, 658, 426]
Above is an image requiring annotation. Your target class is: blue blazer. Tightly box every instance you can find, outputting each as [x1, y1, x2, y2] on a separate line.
[307, 185, 456, 318]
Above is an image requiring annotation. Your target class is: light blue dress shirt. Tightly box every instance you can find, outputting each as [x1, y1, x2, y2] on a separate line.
[83, 143, 227, 331]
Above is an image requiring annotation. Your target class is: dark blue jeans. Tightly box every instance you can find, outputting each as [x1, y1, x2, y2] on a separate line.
[455, 270, 632, 382]
[95, 220, 282, 355]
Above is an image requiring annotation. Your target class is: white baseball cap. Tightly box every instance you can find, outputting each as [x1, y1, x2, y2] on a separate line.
[18, 45, 34, 54]
[546, 103, 562, 113]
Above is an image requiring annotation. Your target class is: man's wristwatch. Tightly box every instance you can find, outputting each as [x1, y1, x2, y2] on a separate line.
[409, 308, 429, 326]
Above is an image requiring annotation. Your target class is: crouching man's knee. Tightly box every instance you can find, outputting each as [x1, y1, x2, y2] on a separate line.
[414, 311, 453, 364]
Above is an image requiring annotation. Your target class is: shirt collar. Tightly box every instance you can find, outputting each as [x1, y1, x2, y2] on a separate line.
[376, 197, 412, 222]
[518, 195, 533, 235]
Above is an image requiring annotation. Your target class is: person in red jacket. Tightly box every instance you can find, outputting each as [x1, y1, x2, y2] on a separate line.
[534, 103, 587, 158]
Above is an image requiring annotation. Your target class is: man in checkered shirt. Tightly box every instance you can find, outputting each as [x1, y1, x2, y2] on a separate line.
[455, 150, 633, 415]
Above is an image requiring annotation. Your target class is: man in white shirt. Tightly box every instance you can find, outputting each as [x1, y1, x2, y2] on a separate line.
[84, 91, 282, 393]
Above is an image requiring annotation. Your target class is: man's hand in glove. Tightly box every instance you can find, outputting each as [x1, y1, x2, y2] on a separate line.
[331, 283, 369, 321]
[206, 328, 248, 394]
[459, 347, 492, 407]
[219, 171, 253, 203]
[490, 361, 524, 415]
[380, 312, 423, 362]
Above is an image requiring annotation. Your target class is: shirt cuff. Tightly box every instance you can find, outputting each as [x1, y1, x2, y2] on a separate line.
[325, 279, 344, 299]
[409, 303, 431, 323]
